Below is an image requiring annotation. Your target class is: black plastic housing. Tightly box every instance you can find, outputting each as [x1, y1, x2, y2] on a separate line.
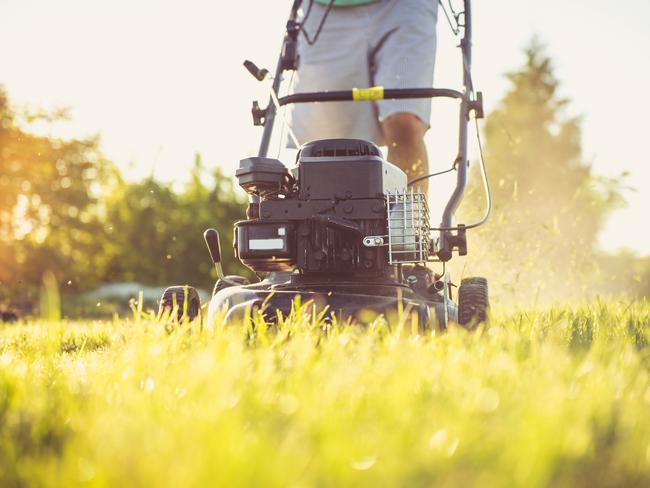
[299, 138, 382, 158]
[297, 139, 386, 200]
[236, 157, 293, 198]
[235, 220, 296, 272]
[236, 139, 392, 277]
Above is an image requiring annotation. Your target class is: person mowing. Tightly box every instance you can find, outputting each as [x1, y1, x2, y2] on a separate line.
[291, 0, 439, 194]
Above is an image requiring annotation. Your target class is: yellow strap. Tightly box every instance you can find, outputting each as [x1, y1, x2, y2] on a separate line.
[352, 86, 385, 101]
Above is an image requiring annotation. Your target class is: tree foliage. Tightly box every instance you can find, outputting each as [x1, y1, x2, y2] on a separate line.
[0, 87, 247, 310]
[100, 156, 247, 290]
[460, 42, 625, 301]
[0, 88, 112, 306]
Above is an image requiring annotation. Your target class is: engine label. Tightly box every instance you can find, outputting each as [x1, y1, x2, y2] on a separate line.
[249, 238, 285, 250]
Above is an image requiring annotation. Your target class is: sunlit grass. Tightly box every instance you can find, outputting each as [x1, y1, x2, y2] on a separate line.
[1, 301, 649, 486]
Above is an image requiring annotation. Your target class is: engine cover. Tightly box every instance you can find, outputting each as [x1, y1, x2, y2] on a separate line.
[297, 139, 406, 198]
[235, 139, 409, 276]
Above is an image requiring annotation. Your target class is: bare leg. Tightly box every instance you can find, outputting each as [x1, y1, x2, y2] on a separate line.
[381, 112, 429, 196]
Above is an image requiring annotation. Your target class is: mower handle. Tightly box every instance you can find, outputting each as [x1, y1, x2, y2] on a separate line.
[254, 0, 478, 262]
[277, 87, 463, 106]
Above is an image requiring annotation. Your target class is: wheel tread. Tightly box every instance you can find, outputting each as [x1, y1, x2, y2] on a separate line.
[159, 286, 201, 322]
[458, 277, 489, 327]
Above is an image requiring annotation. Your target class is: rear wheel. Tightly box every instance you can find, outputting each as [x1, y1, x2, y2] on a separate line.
[458, 277, 489, 328]
[159, 286, 201, 322]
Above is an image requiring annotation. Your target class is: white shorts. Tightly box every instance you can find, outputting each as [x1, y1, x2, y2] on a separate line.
[290, 0, 438, 146]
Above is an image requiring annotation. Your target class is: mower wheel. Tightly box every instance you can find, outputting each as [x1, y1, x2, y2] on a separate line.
[458, 277, 489, 328]
[159, 285, 201, 322]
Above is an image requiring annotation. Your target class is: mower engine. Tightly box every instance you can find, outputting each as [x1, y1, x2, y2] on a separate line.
[162, 138, 462, 327]
[235, 138, 433, 278]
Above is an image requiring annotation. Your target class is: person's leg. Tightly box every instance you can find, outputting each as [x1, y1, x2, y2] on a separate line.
[370, 0, 438, 194]
[291, 3, 380, 145]
[382, 112, 429, 194]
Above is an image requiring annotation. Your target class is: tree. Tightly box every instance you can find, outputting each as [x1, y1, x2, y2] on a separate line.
[1, 87, 248, 312]
[595, 250, 650, 299]
[0, 87, 114, 306]
[100, 154, 248, 292]
[459, 42, 623, 302]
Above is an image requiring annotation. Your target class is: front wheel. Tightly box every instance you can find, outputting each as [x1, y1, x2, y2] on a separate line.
[458, 277, 489, 328]
[159, 286, 201, 322]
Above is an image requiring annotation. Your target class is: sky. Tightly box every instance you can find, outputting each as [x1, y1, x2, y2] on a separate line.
[1, 0, 649, 254]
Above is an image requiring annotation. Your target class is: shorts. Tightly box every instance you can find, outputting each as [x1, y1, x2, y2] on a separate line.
[290, 0, 438, 146]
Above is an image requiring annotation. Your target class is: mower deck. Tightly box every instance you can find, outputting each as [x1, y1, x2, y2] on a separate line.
[207, 277, 458, 328]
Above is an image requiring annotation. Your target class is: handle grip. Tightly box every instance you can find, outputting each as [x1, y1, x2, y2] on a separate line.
[243, 60, 269, 82]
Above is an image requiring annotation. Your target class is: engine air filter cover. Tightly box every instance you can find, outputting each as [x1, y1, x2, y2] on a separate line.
[299, 138, 382, 158]
[236, 157, 293, 197]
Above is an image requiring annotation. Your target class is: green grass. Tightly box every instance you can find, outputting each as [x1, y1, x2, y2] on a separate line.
[1, 301, 649, 487]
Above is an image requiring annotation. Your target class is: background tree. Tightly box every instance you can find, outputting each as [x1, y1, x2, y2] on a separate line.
[1, 87, 247, 314]
[459, 42, 624, 302]
[0, 87, 113, 307]
[101, 155, 248, 291]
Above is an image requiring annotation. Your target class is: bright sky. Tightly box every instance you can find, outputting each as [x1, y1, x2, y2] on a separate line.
[1, 0, 649, 254]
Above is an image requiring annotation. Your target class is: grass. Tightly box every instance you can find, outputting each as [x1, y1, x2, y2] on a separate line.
[0, 300, 649, 487]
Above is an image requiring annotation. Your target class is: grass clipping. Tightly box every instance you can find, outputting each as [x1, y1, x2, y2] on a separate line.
[0, 301, 649, 487]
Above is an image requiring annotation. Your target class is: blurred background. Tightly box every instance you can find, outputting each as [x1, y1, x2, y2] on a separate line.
[1, 0, 649, 317]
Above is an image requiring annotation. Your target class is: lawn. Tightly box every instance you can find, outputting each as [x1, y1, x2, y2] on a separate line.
[1, 301, 649, 487]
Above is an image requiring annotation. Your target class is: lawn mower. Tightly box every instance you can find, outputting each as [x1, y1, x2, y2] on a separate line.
[159, 0, 491, 329]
